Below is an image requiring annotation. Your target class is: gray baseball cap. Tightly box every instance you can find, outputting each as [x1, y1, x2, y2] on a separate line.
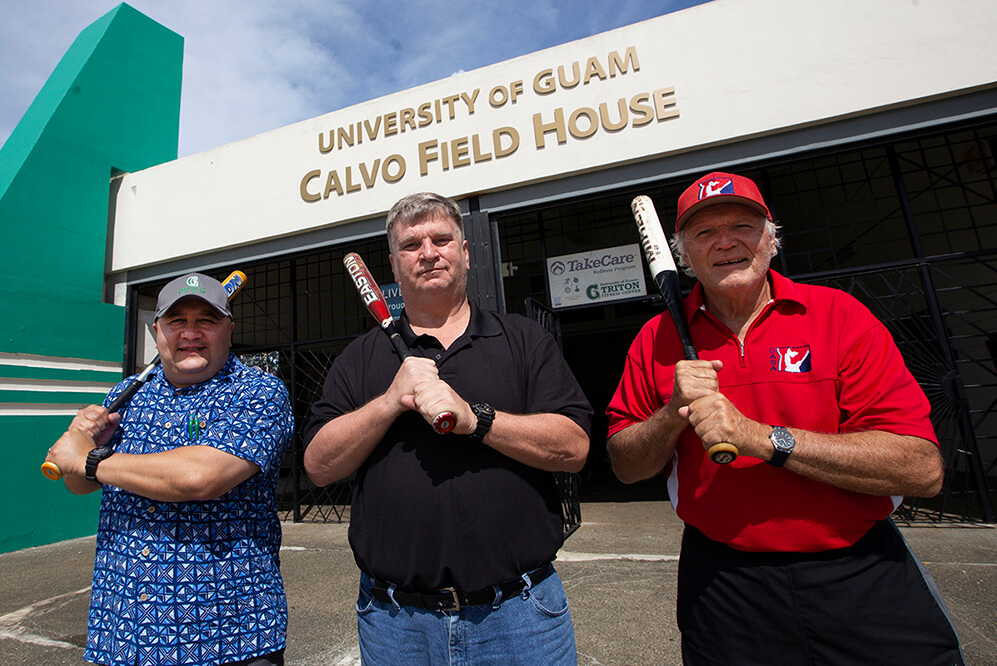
[155, 273, 232, 319]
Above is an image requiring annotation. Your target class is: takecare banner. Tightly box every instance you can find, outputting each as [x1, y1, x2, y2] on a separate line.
[547, 244, 645, 309]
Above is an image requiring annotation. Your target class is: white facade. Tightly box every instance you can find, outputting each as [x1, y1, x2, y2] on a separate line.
[110, 0, 997, 278]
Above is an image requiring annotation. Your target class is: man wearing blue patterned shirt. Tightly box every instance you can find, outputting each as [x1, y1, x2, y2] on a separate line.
[46, 273, 294, 666]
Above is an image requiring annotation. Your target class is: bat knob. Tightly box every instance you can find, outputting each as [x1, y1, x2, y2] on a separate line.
[41, 461, 63, 481]
[708, 442, 739, 465]
[432, 412, 456, 434]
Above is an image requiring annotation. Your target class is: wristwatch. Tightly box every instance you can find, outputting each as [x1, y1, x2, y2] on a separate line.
[469, 402, 495, 442]
[767, 426, 795, 467]
[85, 445, 115, 483]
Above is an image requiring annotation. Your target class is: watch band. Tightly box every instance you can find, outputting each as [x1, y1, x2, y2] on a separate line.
[767, 426, 795, 468]
[85, 446, 114, 483]
[469, 402, 495, 442]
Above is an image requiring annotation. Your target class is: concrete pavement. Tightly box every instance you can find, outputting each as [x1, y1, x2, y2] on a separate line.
[2, 502, 995, 665]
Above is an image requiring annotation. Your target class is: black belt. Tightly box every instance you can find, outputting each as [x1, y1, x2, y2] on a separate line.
[370, 564, 553, 611]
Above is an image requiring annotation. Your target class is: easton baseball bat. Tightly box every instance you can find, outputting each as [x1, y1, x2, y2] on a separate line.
[343, 252, 456, 434]
[631, 195, 739, 464]
[41, 270, 247, 481]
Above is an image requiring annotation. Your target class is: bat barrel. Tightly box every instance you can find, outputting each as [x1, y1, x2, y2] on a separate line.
[632, 194, 738, 465]
[344, 251, 456, 435]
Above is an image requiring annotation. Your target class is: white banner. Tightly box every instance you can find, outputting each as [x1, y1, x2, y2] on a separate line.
[547, 244, 645, 309]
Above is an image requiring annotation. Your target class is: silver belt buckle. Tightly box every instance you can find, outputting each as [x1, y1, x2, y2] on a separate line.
[439, 587, 461, 611]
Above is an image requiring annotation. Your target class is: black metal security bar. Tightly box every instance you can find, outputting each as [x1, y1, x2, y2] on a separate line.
[497, 117, 997, 523]
[133, 116, 997, 524]
[526, 297, 582, 538]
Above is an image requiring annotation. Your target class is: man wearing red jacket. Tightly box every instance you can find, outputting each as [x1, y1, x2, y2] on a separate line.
[607, 171, 964, 664]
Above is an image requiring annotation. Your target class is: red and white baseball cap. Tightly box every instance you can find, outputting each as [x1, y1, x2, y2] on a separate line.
[675, 172, 772, 232]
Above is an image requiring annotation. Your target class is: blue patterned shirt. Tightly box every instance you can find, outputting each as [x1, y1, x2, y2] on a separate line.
[84, 355, 293, 666]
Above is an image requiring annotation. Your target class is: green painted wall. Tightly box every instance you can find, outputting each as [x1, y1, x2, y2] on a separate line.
[0, 4, 183, 553]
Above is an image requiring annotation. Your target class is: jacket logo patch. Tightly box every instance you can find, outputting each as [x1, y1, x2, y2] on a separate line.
[771, 345, 811, 373]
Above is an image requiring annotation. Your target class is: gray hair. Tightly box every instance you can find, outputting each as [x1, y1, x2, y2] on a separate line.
[385, 192, 464, 253]
[670, 218, 783, 278]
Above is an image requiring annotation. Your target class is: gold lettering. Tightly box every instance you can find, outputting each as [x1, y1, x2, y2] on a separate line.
[489, 85, 508, 107]
[472, 134, 492, 162]
[324, 170, 344, 198]
[568, 107, 599, 139]
[383, 154, 405, 182]
[441, 94, 460, 119]
[318, 132, 334, 154]
[557, 62, 581, 89]
[419, 140, 440, 176]
[599, 99, 628, 132]
[629, 93, 654, 126]
[533, 69, 555, 95]
[461, 89, 480, 114]
[533, 108, 567, 149]
[363, 117, 381, 141]
[494, 127, 519, 157]
[343, 166, 361, 194]
[359, 160, 381, 188]
[300, 170, 321, 202]
[417, 102, 434, 127]
[582, 57, 608, 85]
[337, 125, 355, 149]
[384, 112, 398, 137]
[652, 87, 679, 120]
[400, 108, 417, 132]
[608, 46, 640, 76]
[451, 137, 470, 168]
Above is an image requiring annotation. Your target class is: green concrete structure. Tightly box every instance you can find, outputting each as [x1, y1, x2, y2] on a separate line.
[0, 4, 182, 553]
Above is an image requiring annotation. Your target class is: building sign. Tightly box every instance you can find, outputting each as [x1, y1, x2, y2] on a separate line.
[547, 244, 645, 309]
[113, 40, 676, 271]
[382, 282, 404, 320]
[110, 1, 997, 272]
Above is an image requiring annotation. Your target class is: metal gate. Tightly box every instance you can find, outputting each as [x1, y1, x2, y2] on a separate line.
[806, 258, 996, 523]
[525, 297, 583, 538]
[239, 345, 355, 523]
[494, 118, 997, 523]
[166, 117, 997, 525]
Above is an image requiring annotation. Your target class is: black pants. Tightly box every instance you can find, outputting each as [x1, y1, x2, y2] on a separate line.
[677, 521, 964, 666]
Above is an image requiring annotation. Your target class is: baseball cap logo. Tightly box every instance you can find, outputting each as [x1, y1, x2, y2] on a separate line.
[186, 276, 199, 287]
[699, 177, 735, 200]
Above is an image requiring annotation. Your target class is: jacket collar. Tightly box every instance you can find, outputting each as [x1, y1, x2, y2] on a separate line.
[687, 269, 806, 321]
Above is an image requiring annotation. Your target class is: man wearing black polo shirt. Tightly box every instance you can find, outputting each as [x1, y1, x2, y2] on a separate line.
[303, 192, 592, 665]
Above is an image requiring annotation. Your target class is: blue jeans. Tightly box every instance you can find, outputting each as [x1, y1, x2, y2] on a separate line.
[356, 567, 576, 665]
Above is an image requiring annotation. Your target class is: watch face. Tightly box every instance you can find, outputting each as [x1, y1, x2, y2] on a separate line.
[86, 446, 114, 482]
[92, 446, 114, 459]
[772, 428, 794, 452]
[470, 402, 494, 441]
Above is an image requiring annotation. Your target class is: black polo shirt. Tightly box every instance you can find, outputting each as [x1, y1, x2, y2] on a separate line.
[303, 301, 592, 592]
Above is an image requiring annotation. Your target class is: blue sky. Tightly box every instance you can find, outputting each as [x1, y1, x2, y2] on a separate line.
[0, 0, 709, 157]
